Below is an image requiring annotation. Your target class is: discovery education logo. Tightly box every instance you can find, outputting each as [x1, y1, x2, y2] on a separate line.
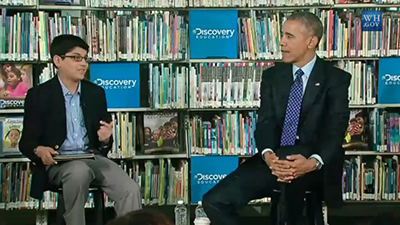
[381, 74, 400, 86]
[190, 155, 238, 203]
[192, 28, 235, 39]
[90, 62, 140, 108]
[0, 99, 24, 109]
[193, 173, 227, 184]
[189, 10, 238, 59]
[93, 78, 137, 90]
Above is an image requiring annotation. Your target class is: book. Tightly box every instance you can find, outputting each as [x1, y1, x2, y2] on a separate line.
[343, 109, 369, 150]
[53, 150, 95, 162]
[143, 112, 180, 154]
[1, 117, 23, 157]
[0, 63, 33, 109]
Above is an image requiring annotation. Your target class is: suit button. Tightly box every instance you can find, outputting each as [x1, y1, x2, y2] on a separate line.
[55, 145, 59, 150]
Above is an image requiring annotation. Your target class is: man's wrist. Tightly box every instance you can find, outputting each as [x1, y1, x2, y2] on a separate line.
[264, 152, 275, 166]
[308, 158, 318, 172]
[261, 148, 274, 161]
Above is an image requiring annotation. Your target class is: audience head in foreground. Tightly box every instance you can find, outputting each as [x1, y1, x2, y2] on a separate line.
[107, 209, 173, 225]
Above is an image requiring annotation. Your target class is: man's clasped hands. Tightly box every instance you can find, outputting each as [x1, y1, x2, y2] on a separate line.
[264, 152, 318, 183]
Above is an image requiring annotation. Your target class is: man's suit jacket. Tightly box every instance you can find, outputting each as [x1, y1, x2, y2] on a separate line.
[254, 56, 351, 207]
[19, 76, 113, 200]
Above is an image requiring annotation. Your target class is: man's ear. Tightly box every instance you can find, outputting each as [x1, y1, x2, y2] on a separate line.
[308, 36, 319, 49]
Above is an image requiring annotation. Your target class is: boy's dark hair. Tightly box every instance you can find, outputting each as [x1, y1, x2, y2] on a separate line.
[50, 34, 89, 64]
[107, 209, 173, 225]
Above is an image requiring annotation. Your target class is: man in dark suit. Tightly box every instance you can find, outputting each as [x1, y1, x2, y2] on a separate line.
[202, 12, 350, 225]
[19, 35, 142, 225]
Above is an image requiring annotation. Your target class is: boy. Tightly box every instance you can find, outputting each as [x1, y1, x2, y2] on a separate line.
[19, 34, 142, 225]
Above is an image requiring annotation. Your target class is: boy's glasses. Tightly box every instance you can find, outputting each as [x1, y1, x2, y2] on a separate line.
[61, 55, 92, 63]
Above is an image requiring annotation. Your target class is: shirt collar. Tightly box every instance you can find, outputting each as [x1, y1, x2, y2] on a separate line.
[57, 75, 81, 96]
[292, 55, 317, 78]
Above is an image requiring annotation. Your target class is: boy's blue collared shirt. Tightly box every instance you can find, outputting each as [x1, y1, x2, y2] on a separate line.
[57, 76, 89, 153]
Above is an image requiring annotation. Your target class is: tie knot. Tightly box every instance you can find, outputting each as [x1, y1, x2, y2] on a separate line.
[295, 69, 304, 77]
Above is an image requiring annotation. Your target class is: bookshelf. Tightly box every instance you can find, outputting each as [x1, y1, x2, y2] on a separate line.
[1, 0, 400, 224]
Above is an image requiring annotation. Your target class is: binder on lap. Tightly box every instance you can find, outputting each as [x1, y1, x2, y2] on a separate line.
[53, 149, 95, 161]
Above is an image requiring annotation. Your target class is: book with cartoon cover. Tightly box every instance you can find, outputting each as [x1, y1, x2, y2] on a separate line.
[2, 117, 23, 156]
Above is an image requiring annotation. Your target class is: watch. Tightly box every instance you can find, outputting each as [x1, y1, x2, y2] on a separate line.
[315, 160, 323, 170]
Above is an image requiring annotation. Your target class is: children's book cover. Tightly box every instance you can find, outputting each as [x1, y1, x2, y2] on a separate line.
[143, 112, 180, 154]
[0, 64, 33, 109]
[343, 110, 369, 150]
[2, 117, 23, 156]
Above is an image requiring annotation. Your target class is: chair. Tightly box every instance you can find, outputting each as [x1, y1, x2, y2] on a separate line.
[40, 186, 106, 225]
[270, 189, 324, 225]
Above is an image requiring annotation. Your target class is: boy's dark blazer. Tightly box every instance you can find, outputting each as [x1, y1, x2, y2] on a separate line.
[19, 76, 113, 200]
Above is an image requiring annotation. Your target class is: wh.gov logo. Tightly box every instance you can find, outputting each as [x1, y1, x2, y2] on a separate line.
[94, 78, 137, 90]
[361, 10, 382, 31]
[192, 28, 235, 40]
[194, 173, 227, 184]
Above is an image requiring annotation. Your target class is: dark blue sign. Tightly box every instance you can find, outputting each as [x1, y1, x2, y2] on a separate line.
[90, 62, 140, 108]
[189, 10, 238, 59]
[361, 10, 382, 31]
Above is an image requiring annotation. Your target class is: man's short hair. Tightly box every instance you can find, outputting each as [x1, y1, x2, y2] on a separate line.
[50, 34, 89, 62]
[287, 11, 323, 45]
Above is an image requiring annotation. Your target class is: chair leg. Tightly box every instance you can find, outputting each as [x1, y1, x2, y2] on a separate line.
[270, 193, 280, 225]
[307, 193, 324, 225]
[93, 190, 105, 225]
[305, 194, 315, 225]
[57, 193, 66, 225]
[313, 200, 324, 225]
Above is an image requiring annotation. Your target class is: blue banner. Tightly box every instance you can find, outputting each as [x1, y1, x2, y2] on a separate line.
[90, 62, 140, 108]
[361, 10, 382, 31]
[189, 10, 238, 59]
[190, 155, 238, 203]
[378, 58, 400, 104]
